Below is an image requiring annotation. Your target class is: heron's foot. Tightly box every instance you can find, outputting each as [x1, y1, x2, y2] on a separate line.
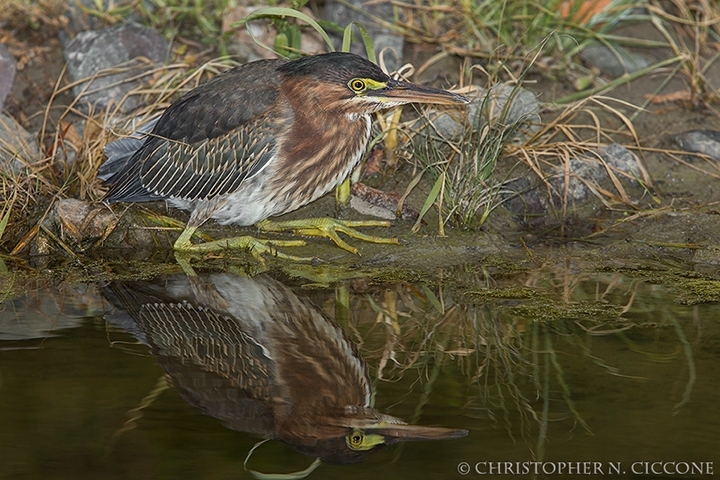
[257, 218, 399, 255]
[173, 226, 312, 263]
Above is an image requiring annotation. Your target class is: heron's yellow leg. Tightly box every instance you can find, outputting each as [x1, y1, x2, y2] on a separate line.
[336, 177, 351, 207]
[256, 218, 399, 255]
[173, 225, 311, 262]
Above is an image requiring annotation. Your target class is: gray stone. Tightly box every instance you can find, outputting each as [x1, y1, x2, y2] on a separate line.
[41, 198, 119, 253]
[503, 144, 643, 224]
[671, 130, 720, 161]
[0, 43, 16, 112]
[368, 33, 405, 74]
[60, 0, 155, 44]
[469, 83, 541, 128]
[223, 5, 326, 62]
[64, 22, 169, 113]
[598, 142, 642, 178]
[579, 44, 653, 78]
[0, 113, 41, 174]
[548, 143, 642, 202]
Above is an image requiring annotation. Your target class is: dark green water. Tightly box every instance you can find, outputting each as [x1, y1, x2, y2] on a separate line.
[1, 268, 718, 480]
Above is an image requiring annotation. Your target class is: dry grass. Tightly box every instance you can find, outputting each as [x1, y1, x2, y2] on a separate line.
[511, 94, 652, 204]
[389, 0, 720, 231]
[0, 54, 241, 251]
[643, 0, 720, 108]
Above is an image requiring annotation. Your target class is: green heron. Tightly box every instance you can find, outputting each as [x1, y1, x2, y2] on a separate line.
[104, 272, 467, 464]
[100, 52, 468, 257]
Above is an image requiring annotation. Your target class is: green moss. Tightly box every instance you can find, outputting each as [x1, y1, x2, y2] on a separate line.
[457, 286, 546, 302]
[671, 279, 720, 306]
[509, 300, 624, 324]
[601, 265, 720, 306]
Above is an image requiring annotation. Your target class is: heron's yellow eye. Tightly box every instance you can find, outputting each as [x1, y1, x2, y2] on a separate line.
[346, 429, 384, 451]
[349, 78, 367, 93]
[347, 431, 364, 448]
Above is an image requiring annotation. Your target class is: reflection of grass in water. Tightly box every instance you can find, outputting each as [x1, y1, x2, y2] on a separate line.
[355, 286, 596, 461]
[462, 311, 594, 461]
[613, 306, 696, 415]
[668, 308, 697, 415]
[514, 267, 700, 417]
[353, 269, 701, 461]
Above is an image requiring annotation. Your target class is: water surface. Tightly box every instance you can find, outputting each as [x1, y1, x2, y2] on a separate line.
[1, 265, 718, 479]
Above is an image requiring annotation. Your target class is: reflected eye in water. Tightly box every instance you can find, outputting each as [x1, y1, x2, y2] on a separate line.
[344, 428, 387, 452]
[352, 434, 362, 443]
[347, 431, 364, 449]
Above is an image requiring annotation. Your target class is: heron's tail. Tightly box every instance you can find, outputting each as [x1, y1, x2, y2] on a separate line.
[99, 118, 159, 182]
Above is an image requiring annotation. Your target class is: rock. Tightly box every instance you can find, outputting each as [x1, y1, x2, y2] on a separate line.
[64, 22, 169, 113]
[350, 182, 419, 221]
[598, 143, 643, 177]
[60, 0, 155, 44]
[549, 143, 642, 202]
[579, 44, 653, 78]
[427, 108, 467, 139]
[501, 175, 548, 227]
[0, 43, 16, 112]
[427, 83, 541, 140]
[671, 130, 720, 160]
[32, 197, 177, 255]
[470, 84, 541, 128]
[0, 113, 42, 174]
[322, 0, 404, 73]
[50, 198, 117, 249]
[371, 33, 405, 73]
[503, 144, 644, 225]
[223, 5, 278, 62]
[40, 199, 119, 253]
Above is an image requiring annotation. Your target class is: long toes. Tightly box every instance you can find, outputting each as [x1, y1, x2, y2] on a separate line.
[252, 240, 315, 262]
[334, 226, 399, 244]
[256, 217, 399, 253]
[340, 220, 392, 228]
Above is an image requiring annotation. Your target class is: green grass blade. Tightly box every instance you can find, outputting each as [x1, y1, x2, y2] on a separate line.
[412, 171, 444, 234]
[243, 7, 335, 53]
[0, 197, 13, 243]
[342, 21, 376, 62]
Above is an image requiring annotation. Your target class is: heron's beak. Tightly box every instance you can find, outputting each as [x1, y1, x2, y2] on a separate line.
[340, 414, 468, 451]
[372, 423, 468, 443]
[345, 424, 467, 451]
[379, 80, 470, 105]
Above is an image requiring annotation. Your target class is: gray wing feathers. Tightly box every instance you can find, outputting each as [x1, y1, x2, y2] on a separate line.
[138, 301, 273, 384]
[140, 120, 276, 200]
[99, 118, 159, 182]
[101, 60, 285, 203]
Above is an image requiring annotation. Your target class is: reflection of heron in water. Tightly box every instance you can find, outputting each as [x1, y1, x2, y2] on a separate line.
[103, 273, 466, 464]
